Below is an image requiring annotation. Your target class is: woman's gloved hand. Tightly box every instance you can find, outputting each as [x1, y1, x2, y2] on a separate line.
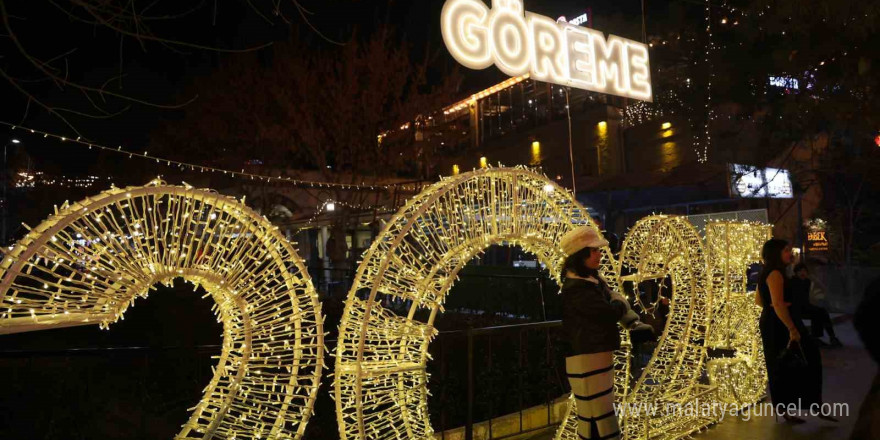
[610, 291, 628, 306]
[612, 292, 657, 344]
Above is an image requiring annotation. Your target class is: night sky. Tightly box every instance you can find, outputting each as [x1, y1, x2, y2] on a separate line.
[1, 0, 688, 176]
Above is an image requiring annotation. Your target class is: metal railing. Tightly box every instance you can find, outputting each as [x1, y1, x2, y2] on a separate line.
[1, 322, 567, 440]
[686, 209, 769, 235]
[1, 270, 565, 440]
[431, 320, 565, 440]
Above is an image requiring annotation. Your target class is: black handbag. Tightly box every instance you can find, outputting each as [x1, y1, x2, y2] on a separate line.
[777, 340, 807, 369]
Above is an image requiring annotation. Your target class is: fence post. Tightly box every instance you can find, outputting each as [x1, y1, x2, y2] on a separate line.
[538, 275, 547, 321]
[518, 329, 524, 433]
[546, 326, 551, 425]
[441, 335, 447, 440]
[487, 335, 493, 439]
[466, 326, 474, 440]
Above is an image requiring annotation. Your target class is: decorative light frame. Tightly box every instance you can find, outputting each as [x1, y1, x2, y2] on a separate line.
[333, 167, 631, 440]
[333, 167, 769, 440]
[703, 221, 771, 408]
[556, 219, 770, 439]
[0, 181, 324, 440]
[0, 170, 769, 440]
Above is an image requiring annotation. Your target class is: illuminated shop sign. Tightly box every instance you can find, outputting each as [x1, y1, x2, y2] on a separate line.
[769, 76, 799, 90]
[728, 164, 794, 199]
[558, 10, 591, 27]
[441, 0, 652, 101]
[806, 230, 829, 252]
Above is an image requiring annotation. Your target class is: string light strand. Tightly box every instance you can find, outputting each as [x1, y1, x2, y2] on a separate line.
[2, 121, 425, 192]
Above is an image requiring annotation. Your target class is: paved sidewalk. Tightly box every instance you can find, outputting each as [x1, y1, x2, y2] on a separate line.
[532, 317, 873, 439]
[698, 317, 872, 440]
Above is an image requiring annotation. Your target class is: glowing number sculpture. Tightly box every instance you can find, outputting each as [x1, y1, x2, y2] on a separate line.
[556, 219, 770, 439]
[609, 216, 711, 438]
[704, 221, 771, 407]
[0, 181, 323, 440]
[333, 166, 770, 440]
[0, 169, 768, 440]
[333, 167, 622, 440]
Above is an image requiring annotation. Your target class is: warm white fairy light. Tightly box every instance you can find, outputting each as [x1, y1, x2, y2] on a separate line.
[2, 122, 423, 192]
[295, 199, 393, 233]
[621, 90, 682, 128]
[554, 218, 770, 440]
[704, 220, 772, 407]
[0, 167, 773, 440]
[333, 166, 626, 440]
[693, 0, 715, 163]
[0, 181, 324, 440]
[327, 166, 772, 440]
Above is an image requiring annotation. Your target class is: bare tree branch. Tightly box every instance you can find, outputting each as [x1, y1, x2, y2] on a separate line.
[3, 0, 346, 135]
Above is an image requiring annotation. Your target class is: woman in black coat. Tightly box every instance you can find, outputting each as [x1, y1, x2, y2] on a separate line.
[756, 238, 837, 424]
[560, 226, 649, 440]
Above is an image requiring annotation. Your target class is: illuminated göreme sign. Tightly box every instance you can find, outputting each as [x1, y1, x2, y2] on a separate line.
[441, 0, 652, 101]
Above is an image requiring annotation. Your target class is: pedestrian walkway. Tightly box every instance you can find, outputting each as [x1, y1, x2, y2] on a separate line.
[699, 316, 872, 440]
[530, 317, 873, 439]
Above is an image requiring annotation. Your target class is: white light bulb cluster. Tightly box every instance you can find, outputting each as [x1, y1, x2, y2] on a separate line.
[0, 182, 324, 440]
[0, 168, 771, 440]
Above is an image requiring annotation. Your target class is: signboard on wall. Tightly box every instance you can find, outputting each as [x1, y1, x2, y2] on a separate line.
[805, 218, 829, 254]
[728, 164, 794, 199]
[806, 230, 829, 253]
[440, 0, 652, 101]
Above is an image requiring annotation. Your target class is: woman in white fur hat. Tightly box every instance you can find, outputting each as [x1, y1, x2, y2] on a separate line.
[559, 225, 653, 440]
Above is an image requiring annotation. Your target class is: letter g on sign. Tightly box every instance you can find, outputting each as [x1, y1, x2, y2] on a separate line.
[441, 0, 492, 70]
[489, 0, 531, 77]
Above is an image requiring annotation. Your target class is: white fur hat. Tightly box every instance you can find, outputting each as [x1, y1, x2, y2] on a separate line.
[560, 226, 609, 256]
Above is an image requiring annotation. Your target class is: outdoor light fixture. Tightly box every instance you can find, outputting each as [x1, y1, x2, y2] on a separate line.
[0, 182, 323, 439]
[332, 167, 772, 440]
[480, 156, 488, 168]
[10, 139, 20, 144]
[598, 121, 607, 129]
[452, 164, 460, 175]
[0, 169, 774, 440]
[661, 122, 672, 129]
